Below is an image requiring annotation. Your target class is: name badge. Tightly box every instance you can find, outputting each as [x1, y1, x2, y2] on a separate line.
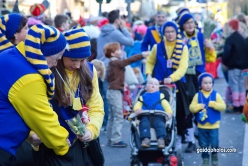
[167, 60, 172, 68]
[191, 40, 197, 47]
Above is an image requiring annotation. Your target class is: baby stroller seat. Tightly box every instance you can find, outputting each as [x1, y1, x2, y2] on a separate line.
[129, 85, 178, 166]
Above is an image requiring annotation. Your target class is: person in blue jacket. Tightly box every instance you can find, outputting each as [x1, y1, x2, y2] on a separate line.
[141, 11, 167, 51]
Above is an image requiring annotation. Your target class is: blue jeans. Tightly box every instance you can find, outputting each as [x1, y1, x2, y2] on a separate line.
[198, 128, 219, 159]
[99, 79, 109, 128]
[139, 115, 166, 139]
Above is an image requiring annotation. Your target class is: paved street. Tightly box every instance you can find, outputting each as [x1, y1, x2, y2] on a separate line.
[99, 78, 245, 166]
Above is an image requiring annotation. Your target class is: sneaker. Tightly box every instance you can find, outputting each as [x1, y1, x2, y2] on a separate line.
[202, 158, 209, 166]
[211, 154, 218, 166]
[111, 141, 127, 147]
[141, 138, 150, 148]
[185, 142, 196, 153]
[157, 138, 165, 149]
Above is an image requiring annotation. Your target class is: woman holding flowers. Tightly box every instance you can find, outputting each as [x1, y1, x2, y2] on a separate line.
[34, 27, 104, 166]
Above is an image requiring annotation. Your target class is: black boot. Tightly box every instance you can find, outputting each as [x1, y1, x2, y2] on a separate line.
[234, 106, 240, 113]
[185, 142, 196, 153]
[239, 106, 244, 113]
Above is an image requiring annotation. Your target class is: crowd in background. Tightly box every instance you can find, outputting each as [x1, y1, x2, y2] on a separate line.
[1, 1, 248, 166]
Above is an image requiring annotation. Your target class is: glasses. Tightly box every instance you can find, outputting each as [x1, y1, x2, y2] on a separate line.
[164, 30, 176, 34]
[184, 20, 195, 26]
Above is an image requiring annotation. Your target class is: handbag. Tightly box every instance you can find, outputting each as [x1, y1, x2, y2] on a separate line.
[87, 138, 105, 166]
[125, 65, 139, 85]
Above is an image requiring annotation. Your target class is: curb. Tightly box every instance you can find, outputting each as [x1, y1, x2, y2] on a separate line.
[243, 124, 248, 166]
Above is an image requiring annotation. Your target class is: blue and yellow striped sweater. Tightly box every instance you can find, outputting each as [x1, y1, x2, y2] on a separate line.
[0, 42, 69, 156]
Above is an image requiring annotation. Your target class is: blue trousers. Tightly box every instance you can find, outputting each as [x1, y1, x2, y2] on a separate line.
[139, 115, 166, 139]
[198, 128, 219, 159]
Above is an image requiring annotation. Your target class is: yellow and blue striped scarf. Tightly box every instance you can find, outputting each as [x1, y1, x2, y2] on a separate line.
[24, 24, 67, 100]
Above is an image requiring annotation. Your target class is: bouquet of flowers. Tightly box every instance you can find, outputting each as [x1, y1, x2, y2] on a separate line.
[65, 114, 86, 136]
[203, 19, 216, 39]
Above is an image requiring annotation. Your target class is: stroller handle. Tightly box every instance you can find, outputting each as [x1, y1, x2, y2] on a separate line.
[129, 110, 171, 121]
[163, 84, 176, 88]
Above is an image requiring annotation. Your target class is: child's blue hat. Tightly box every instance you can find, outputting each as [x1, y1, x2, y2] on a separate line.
[198, 72, 214, 88]
[63, 27, 91, 58]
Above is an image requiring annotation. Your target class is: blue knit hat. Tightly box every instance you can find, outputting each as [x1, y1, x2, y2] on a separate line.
[63, 27, 91, 58]
[174, 7, 190, 23]
[162, 21, 179, 35]
[0, 13, 22, 52]
[198, 72, 214, 88]
[176, 7, 190, 16]
[25, 24, 67, 99]
[178, 13, 194, 28]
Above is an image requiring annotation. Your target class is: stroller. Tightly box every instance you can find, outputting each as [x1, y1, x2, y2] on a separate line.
[129, 84, 183, 166]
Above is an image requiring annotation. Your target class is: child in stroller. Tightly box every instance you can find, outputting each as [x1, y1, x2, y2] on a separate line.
[133, 78, 172, 149]
[130, 78, 179, 166]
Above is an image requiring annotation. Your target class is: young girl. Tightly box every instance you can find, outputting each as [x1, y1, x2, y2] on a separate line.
[34, 27, 105, 166]
[189, 72, 226, 166]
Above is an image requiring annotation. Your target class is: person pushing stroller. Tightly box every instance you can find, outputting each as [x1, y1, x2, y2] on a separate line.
[133, 78, 172, 149]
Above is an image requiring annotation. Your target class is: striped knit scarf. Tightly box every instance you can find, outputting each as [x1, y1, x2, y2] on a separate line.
[171, 29, 184, 70]
[24, 25, 57, 100]
[0, 15, 14, 52]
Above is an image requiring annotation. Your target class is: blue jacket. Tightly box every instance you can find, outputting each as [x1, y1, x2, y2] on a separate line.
[141, 26, 162, 51]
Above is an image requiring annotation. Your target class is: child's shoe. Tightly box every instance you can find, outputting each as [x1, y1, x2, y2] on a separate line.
[141, 138, 150, 148]
[157, 138, 165, 148]
[211, 153, 218, 166]
[202, 158, 209, 166]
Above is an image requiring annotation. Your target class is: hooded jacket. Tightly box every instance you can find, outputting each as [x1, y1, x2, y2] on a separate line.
[96, 24, 134, 70]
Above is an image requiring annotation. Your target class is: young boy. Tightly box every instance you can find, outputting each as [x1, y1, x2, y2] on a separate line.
[189, 72, 226, 166]
[133, 78, 172, 148]
[104, 42, 148, 147]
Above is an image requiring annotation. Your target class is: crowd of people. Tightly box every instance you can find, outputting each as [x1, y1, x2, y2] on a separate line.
[0, 1, 248, 166]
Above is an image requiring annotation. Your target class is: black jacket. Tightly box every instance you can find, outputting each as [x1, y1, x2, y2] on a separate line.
[222, 31, 248, 69]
